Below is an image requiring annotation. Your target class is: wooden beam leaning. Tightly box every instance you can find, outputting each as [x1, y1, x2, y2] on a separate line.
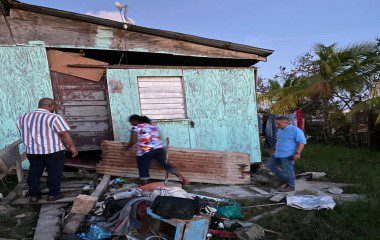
[63, 174, 111, 234]
[0, 139, 25, 182]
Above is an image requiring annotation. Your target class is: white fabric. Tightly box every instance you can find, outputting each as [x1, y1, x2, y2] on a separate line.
[286, 195, 336, 210]
[148, 187, 193, 199]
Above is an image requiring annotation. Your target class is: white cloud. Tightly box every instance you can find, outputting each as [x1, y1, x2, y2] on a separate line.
[85, 10, 135, 24]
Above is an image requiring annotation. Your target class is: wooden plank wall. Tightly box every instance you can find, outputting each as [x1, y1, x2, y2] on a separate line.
[0, 9, 264, 61]
[97, 140, 251, 184]
[0, 44, 53, 149]
[106, 68, 262, 163]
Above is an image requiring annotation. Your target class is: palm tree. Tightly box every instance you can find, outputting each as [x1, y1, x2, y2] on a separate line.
[262, 42, 379, 143]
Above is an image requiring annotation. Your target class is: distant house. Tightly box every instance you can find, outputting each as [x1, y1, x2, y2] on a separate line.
[0, 0, 273, 163]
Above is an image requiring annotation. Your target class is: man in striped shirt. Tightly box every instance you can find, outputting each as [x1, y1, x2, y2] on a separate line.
[17, 98, 78, 202]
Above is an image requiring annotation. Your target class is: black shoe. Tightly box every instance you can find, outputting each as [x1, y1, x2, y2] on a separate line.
[47, 194, 65, 202]
[29, 196, 42, 203]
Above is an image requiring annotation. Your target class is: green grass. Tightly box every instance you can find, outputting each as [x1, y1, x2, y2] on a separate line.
[255, 144, 380, 240]
[297, 144, 379, 195]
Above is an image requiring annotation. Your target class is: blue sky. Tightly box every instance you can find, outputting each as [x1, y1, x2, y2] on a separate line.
[23, 0, 379, 79]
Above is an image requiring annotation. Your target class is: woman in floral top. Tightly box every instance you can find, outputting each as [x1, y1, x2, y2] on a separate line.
[125, 114, 189, 186]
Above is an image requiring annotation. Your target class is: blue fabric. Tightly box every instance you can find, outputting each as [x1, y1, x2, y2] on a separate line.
[264, 114, 278, 149]
[266, 155, 295, 187]
[137, 148, 173, 179]
[274, 124, 306, 158]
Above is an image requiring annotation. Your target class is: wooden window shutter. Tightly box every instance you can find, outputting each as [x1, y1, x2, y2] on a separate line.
[138, 76, 186, 119]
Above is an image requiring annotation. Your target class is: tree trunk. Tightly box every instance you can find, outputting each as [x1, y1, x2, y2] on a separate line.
[367, 110, 375, 147]
[322, 97, 330, 143]
[352, 112, 360, 147]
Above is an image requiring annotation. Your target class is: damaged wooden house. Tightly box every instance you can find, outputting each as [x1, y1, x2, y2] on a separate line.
[0, 0, 273, 184]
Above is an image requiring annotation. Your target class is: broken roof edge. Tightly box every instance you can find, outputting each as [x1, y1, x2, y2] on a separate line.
[3, 0, 274, 58]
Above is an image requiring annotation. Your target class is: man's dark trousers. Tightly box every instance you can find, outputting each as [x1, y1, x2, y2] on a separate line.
[27, 150, 65, 197]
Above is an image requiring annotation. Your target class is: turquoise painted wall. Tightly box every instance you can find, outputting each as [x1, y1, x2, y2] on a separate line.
[107, 68, 261, 162]
[0, 44, 53, 149]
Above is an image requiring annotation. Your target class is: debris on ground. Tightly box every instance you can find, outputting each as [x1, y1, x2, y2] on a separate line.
[0, 160, 369, 239]
[234, 223, 265, 240]
[216, 200, 244, 219]
[327, 186, 344, 195]
[269, 192, 286, 203]
[77, 224, 111, 240]
[286, 195, 336, 210]
[296, 171, 327, 180]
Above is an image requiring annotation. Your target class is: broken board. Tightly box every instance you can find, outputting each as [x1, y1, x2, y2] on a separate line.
[47, 50, 108, 82]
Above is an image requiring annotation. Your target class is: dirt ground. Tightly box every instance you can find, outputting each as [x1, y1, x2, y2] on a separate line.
[0, 205, 39, 239]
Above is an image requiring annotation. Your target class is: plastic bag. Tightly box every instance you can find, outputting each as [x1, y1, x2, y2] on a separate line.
[77, 225, 112, 240]
[286, 195, 336, 210]
[216, 201, 244, 220]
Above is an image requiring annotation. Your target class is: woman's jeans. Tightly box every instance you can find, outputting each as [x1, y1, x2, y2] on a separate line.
[266, 155, 295, 188]
[137, 148, 174, 180]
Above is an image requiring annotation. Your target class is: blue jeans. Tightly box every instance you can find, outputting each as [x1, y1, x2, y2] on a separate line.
[137, 148, 174, 180]
[266, 155, 295, 188]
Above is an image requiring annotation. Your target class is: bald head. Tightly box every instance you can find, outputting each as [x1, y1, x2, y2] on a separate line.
[38, 98, 58, 112]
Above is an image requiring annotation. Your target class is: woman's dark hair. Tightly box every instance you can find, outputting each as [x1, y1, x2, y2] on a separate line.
[128, 114, 152, 124]
[140, 116, 152, 124]
[129, 114, 141, 122]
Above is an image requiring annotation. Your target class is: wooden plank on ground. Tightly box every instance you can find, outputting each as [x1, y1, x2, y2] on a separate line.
[332, 194, 367, 202]
[269, 193, 287, 203]
[63, 175, 110, 234]
[21, 188, 92, 196]
[34, 203, 69, 240]
[0, 180, 26, 205]
[11, 197, 75, 205]
[249, 187, 271, 196]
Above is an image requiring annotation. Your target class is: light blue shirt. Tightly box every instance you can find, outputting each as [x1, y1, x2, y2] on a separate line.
[274, 124, 307, 158]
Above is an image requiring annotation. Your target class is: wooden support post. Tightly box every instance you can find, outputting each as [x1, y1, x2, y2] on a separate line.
[14, 147, 24, 183]
[0, 139, 24, 182]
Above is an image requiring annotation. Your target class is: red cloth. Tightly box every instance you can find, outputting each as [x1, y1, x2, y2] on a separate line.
[296, 109, 304, 130]
[208, 229, 237, 239]
[139, 182, 166, 191]
[136, 202, 150, 235]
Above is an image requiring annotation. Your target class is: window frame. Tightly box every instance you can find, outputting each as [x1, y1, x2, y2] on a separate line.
[137, 76, 188, 120]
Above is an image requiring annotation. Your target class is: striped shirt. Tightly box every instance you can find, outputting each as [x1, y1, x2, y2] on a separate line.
[16, 108, 71, 154]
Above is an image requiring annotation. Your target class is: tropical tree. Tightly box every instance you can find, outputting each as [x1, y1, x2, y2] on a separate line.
[261, 42, 379, 143]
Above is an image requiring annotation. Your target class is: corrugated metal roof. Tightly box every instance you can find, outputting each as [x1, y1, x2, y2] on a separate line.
[3, 0, 274, 58]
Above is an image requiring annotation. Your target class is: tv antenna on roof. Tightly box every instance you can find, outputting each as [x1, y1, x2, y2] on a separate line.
[115, 1, 133, 29]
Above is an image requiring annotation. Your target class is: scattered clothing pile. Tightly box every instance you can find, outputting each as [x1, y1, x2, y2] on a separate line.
[78, 181, 221, 239]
